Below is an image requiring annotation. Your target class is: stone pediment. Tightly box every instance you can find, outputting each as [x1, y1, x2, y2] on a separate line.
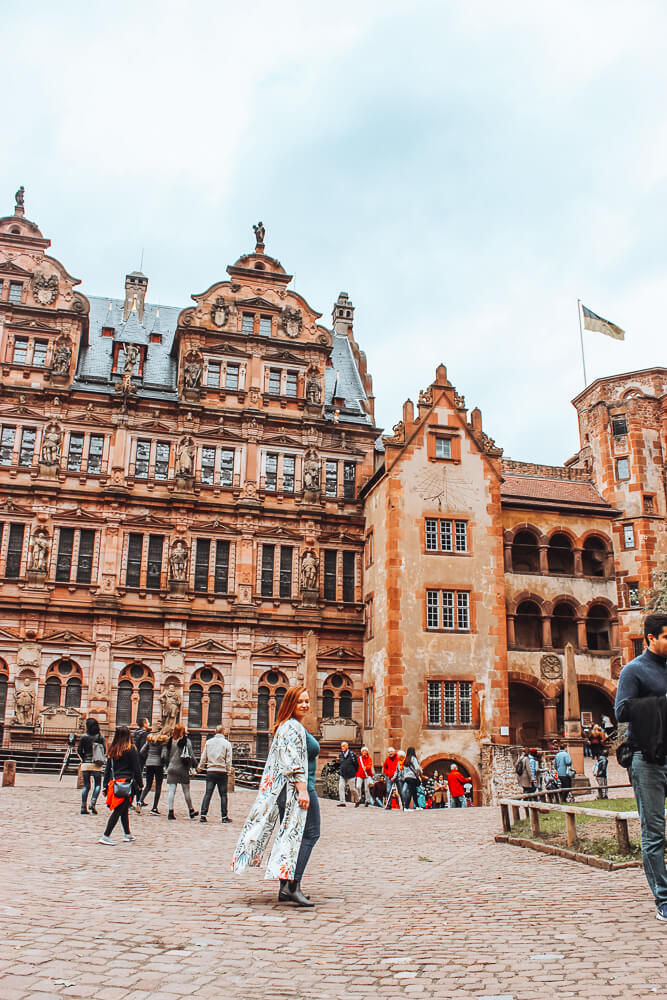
[319, 532, 359, 546]
[0, 626, 20, 642]
[263, 350, 303, 365]
[197, 423, 246, 443]
[184, 638, 235, 654]
[123, 512, 174, 530]
[0, 404, 45, 420]
[254, 641, 300, 658]
[6, 318, 58, 333]
[318, 646, 362, 661]
[0, 260, 33, 277]
[195, 519, 237, 533]
[236, 296, 280, 312]
[204, 343, 250, 359]
[255, 524, 302, 540]
[0, 498, 33, 517]
[262, 434, 303, 448]
[57, 506, 108, 526]
[41, 629, 91, 647]
[114, 634, 165, 651]
[134, 419, 173, 433]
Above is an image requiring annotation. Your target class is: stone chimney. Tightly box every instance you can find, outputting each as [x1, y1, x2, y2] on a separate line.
[332, 292, 354, 336]
[124, 271, 148, 322]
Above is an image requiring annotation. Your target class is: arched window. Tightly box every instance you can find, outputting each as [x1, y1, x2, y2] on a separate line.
[44, 658, 83, 709]
[115, 662, 155, 726]
[547, 533, 574, 575]
[587, 606, 611, 651]
[552, 602, 577, 648]
[582, 536, 609, 578]
[208, 684, 223, 727]
[255, 669, 289, 758]
[322, 672, 354, 719]
[188, 683, 203, 728]
[515, 600, 542, 648]
[511, 530, 539, 574]
[188, 667, 225, 731]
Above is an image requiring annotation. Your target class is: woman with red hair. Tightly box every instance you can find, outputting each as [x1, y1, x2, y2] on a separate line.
[232, 685, 320, 907]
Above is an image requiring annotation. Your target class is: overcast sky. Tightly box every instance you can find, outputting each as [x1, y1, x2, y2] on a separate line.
[2, 1, 663, 464]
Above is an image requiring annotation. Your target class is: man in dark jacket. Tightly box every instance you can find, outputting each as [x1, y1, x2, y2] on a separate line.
[337, 742, 358, 807]
[615, 613, 667, 922]
[133, 718, 151, 755]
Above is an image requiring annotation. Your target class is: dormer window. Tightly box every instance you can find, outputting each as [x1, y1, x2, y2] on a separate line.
[259, 316, 272, 337]
[242, 313, 254, 335]
[12, 337, 28, 365]
[8, 282, 23, 304]
[102, 327, 114, 338]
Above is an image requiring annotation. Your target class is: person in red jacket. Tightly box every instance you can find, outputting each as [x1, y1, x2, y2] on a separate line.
[383, 747, 399, 804]
[446, 764, 467, 808]
[355, 746, 375, 808]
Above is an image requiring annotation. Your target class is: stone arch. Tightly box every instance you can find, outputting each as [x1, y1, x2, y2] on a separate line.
[581, 532, 613, 578]
[506, 591, 547, 616]
[546, 529, 575, 575]
[44, 657, 84, 709]
[420, 752, 481, 806]
[187, 666, 224, 731]
[256, 669, 289, 757]
[510, 525, 543, 574]
[117, 661, 155, 727]
[507, 669, 552, 699]
[504, 522, 547, 545]
[322, 670, 353, 720]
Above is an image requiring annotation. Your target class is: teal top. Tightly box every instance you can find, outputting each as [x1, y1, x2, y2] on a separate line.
[305, 731, 320, 793]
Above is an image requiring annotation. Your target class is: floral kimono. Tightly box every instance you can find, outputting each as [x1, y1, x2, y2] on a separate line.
[231, 717, 308, 880]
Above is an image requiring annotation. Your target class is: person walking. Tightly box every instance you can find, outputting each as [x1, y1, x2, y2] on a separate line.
[553, 742, 573, 802]
[198, 725, 232, 824]
[99, 726, 143, 845]
[337, 741, 358, 807]
[615, 614, 667, 922]
[139, 727, 168, 814]
[593, 750, 609, 799]
[165, 724, 198, 820]
[232, 685, 320, 908]
[386, 750, 406, 809]
[400, 746, 423, 810]
[383, 747, 399, 802]
[446, 763, 467, 807]
[516, 748, 536, 795]
[355, 745, 375, 807]
[78, 717, 106, 815]
[133, 717, 151, 756]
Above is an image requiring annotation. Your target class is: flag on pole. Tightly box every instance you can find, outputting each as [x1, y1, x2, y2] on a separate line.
[581, 305, 625, 341]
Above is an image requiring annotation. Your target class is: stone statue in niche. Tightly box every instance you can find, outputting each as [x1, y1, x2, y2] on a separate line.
[303, 449, 321, 499]
[32, 273, 59, 306]
[169, 539, 189, 581]
[300, 549, 319, 591]
[50, 341, 72, 377]
[183, 354, 202, 389]
[306, 372, 322, 405]
[13, 677, 35, 726]
[159, 684, 181, 732]
[253, 221, 266, 245]
[175, 437, 195, 477]
[122, 344, 140, 378]
[27, 529, 50, 573]
[40, 422, 61, 465]
[281, 306, 303, 339]
[210, 297, 228, 327]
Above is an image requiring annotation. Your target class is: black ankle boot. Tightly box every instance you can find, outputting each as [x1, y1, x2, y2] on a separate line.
[287, 880, 314, 907]
[278, 879, 290, 901]
[168, 809, 175, 820]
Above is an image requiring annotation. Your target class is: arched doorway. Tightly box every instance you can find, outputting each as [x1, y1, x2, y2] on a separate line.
[579, 683, 615, 727]
[256, 669, 288, 758]
[509, 682, 545, 745]
[421, 753, 481, 806]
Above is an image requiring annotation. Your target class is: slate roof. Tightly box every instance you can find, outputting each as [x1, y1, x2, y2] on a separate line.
[74, 293, 373, 425]
[500, 475, 614, 510]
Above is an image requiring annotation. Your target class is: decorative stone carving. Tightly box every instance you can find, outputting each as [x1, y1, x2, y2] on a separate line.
[93, 674, 107, 698]
[303, 449, 321, 502]
[40, 706, 83, 733]
[169, 539, 189, 581]
[300, 549, 319, 591]
[253, 221, 266, 246]
[281, 306, 303, 339]
[27, 528, 50, 573]
[122, 343, 140, 378]
[540, 654, 563, 681]
[13, 677, 35, 726]
[610, 657, 622, 680]
[236, 687, 249, 702]
[163, 649, 185, 675]
[182, 351, 203, 392]
[15, 185, 25, 214]
[40, 421, 62, 465]
[175, 437, 195, 478]
[50, 339, 72, 378]
[32, 273, 59, 306]
[418, 387, 433, 407]
[210, 297, 229, 327]
[159, 684, 181, 733]
[305, 368, 322, 405]
[17, 643, 41, 667]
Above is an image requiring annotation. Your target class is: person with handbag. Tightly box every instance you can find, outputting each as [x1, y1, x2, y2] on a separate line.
[139, 727, 169, 814]
[400, 746, 423, 809]
[165, 724, 198, 820]
[99, 726, 143, 845]
[78, 717, 106, 815]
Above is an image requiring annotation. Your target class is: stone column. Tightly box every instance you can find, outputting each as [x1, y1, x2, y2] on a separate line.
[573, 548, 583, 577]
[611, 617, 620, 651]
[538, 545, 549, 575]
[543, 698, 558, 740]
[504, 541, 513, 572]
[506, 615, 516, 646]
[541, 616, 553, 649]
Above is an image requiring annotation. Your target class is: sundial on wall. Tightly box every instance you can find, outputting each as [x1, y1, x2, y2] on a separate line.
[414, 466, 476, 510]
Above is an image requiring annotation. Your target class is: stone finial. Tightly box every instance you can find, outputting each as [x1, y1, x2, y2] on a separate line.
[253, 221, 266, 250]
[402, 398, 414, 432]
[14, 186, 25, 218]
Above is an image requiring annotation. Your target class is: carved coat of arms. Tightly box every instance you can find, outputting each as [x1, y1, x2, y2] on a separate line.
[210, 297, 229, 327]
[32, 273, 59, 306]
[281, 306, 302, 338]
[540, 654, 563, 681]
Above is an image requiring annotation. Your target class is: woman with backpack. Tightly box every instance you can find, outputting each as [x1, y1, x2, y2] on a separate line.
[400, 746, 423, 809]
[165, 724, 198, 820]
[139, 727, 169, 814]
[99, 726, 143, 845]
[78, 717, 106, 815]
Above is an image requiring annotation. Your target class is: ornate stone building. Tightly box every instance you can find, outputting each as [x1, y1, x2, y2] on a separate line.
[362, 363, 665, 802]
[0, 192, 378, 755]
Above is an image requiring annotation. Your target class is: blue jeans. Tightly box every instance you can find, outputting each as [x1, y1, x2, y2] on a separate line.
[450, 795, 466, 808]
[294, 790, 320, 882]
[630, 752, 667, 907]
[81, 770, 101, 809]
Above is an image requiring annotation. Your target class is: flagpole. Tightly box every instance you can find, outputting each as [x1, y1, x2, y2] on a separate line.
[577, 299, 587, 387]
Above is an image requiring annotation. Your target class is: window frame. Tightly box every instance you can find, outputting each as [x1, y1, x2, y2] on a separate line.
[425, 588, 472, 632]
[426, 679, 474, 728]
[616, 457, 630, 481]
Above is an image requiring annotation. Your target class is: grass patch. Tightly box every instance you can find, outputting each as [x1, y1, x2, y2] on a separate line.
[510, 799, 643, 862]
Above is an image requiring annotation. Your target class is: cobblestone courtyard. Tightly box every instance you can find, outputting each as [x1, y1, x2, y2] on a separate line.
[1, 773, 666, 1000]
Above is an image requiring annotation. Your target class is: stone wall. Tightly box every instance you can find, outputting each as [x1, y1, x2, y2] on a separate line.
[501, 459, 592, 481]
[480, 741, 523, 804]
